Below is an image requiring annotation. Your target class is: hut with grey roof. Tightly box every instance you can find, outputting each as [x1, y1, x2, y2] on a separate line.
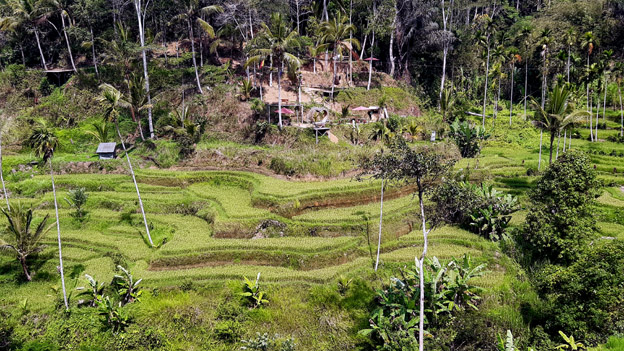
[96, 142, 117, 160]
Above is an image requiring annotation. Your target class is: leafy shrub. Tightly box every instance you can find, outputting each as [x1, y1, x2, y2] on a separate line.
[20, 341, 59, 351]
[254, 121, 271, 143]
[241, 333, 296, 351]
[240, 273, 268, 309]
[65, 188, 89, 220]
[39, 77, 53, 96]
[520, 151, 600, 263]
[269, 157, 296, 176]
[360, 255, 486, 349]
[449, 119, 490, 158]
[534, 241, 624, 343]
[214, 320, 243, 341]
[430, 181, 518, 240]
[97, 296, 130, 334]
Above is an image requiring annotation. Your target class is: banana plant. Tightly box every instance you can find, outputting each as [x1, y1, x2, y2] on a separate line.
[556, 331, 585, 350]
[76, 274, 105, 307]
[113, 265, 142, 305]
[241, 272, 268, 308]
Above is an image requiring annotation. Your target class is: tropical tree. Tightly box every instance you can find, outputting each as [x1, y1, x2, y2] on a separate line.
[508, 49, 521, 126]
[0, 0, 49, 70]
[538, 29, 553, 109]
[42, 0, 77, 71]
[245, 13, 301, 129]
[173, 0, 223, 94]
[97, 84, 154, 247]
[0, 205, 51, 281]
[26, 126, 68, 309]
[320, 13, 359, 101]
[532, 83, 589, 165]
[581, 31, 595, 111]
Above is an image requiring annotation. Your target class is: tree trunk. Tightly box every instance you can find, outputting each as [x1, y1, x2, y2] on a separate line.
[603, 76, 607, 126]
[549, 132, 555, 164]
[0, 127, 9, 210]
[269, 55, 273, 87]
[135, 0, 154, 139]
[19, 44, 25, 66]
[360, 33, 367, 59]
[331, 51, 337, 101]
[509, 63, 514, 126]
[416, 179, 429, 351]
[278, 65, 283, 128]
[589, 93, 594, 141]
[482, 41, 490, 127]
[19, 256, 32, 282]
[566, 45, 570, 83]
[438, 0, 448, 107]
[116, 123, 154, 247]
[61, 13, 77, 72]
[349, 0, 353, 84]
[367, 30, 375, 91]
[50, 157, 68, 309]
[538, 129, 543, 170]
[188, 20, 204, 94]
[619, 82, 623, 137]
[90, 26, 99, 78]
[596, 101, 599, 140]
[563, 130, 567, 152]
[375, 178, 384, 271]
[556, 131, 560, 160]
[494, 74, 501, 124]
[388, 9, 397, 77]
[524, 60, 528, 119]
[34, 28, 48, 70]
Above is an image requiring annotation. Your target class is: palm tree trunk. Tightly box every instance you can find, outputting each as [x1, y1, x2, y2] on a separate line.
[367, 30, 375, 91]
[589, 93, 594, 142]
[61, 14, 77, 72]
[556, 131, 560, 160]
[0, 128, 9, 210]
[19, 256, 32, 282]
[416, 179, 429, 351]
[596, 101, 599, 140]
[349, 0, 353, 84]
[569, 131, 572, 149]
[509, 64, 514, 126]
[524, 60, 528, 119]
[494, 75, 501, 124]
[188, 21, 203, 94]
[619, 82, 623, 137]
[563, 130, 567, 152]
[269, 55, 273, 87]
[538, 129, 543, 171]
[90, 26, 99, 78]
[603, 77, 607, 126]
[34, 28, 48, 70]
[331, 51, 337, 102]
[482, 42, 490, 128]
[49, 158, 68, 309]
[374, 178, 384, 272]
[116, 123, 154, 247]
[134, 0, 154, 139]
[549, 132, 555, 164]
[278, 66, 283, 128]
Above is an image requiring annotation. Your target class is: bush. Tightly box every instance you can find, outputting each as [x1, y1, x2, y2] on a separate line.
[520, 150, 600, 264]
[534, 241, 624, 343]
[449, 119, 490, 158]
[430, 180, 518, 241]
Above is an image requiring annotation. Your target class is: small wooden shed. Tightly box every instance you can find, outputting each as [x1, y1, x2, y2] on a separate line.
[96, 142, 117, 160]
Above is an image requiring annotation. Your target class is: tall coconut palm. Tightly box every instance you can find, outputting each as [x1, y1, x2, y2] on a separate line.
[508, 50, 521, 126]
[532, 83, 589, 165]
[98, 84, 154, 247]
[564, 29, 576, 83]
[26, 126, 68, 309]
[538, 29, 553, 110]
[1, 205, 52, 281]
[615, 62, 624, 137]
[245, 13, 301, 129]
[132, 0, 154, 138]
[517, 25, 532, 119]
[581, 31, 594, 113]
[320, 14, 359, 102]
[173, 0, 223, 94]
[41, 0, 76, 71]
[0, 0, 49, 70]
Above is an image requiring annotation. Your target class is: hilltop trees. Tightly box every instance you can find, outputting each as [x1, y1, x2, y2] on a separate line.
[320, 13, 359, 101]
[0, 0, 49, 70]
[245, 12, 301, 129]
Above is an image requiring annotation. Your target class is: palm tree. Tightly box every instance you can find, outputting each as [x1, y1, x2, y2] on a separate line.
[42, 0, 77, 72]
[132, 0, 154, 138]
[615, 62, 624, 137]
[0, 204, 52, 281]
[173, 0, 223, 94]
[98, 84, 154, 247]
[564, 29, 576, 83]
[26, 126, 68, 309]
[532, 83, 589, 165]
[245, 13, 301, 129]
[581, 31, 594, 112]
[126, 73, 149, 141]
[517, 25, 532, 119]
[538, 29, 553, 110]
[0, 0, 49, 70]
[320, 14, 360, 101]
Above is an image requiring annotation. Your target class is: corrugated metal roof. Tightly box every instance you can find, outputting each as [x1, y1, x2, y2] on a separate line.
[96, 142, 117, 154]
